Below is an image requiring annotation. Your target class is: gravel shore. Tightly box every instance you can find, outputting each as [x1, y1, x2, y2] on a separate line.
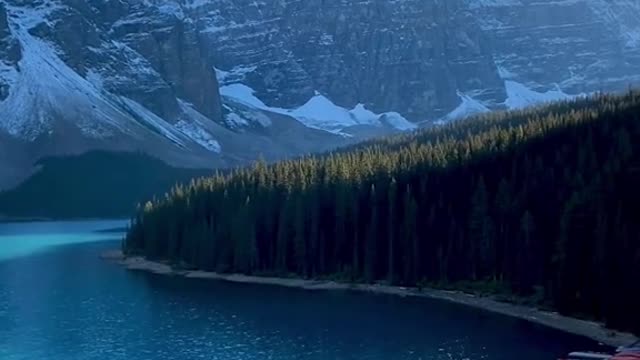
[102, 250, 638, 348]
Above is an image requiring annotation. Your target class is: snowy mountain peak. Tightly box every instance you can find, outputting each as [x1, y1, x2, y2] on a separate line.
[1, 0, 640, 189]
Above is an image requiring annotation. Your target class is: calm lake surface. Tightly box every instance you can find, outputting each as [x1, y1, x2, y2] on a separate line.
[0, 220, 607, 360]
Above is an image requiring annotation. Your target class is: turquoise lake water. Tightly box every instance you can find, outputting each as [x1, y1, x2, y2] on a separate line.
[0, 220, 607, 359]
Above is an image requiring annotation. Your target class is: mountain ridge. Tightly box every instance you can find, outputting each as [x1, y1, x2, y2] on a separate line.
[1, 0, 639, 189]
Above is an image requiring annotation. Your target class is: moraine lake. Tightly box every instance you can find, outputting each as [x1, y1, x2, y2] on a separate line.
[0, 220, 607, 360]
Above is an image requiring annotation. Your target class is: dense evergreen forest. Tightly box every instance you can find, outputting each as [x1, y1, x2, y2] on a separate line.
[125, 92, 640, 335]
[0, 152, 211, 219]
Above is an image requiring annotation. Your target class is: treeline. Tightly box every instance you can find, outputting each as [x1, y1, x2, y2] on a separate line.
[124, 92, 640, 335]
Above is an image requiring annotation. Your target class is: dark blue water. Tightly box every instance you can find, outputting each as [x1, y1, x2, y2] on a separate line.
[0, 221, 606, 359]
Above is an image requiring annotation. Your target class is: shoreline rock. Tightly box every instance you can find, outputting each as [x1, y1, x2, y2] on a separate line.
[102, 250, 638, 348]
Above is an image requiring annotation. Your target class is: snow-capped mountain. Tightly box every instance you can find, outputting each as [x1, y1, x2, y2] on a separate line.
[194, 0, 640, 119]
[1, 0, 639, 189]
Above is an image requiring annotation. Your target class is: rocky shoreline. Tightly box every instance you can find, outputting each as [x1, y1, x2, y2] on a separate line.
[102, 250, 638, 348]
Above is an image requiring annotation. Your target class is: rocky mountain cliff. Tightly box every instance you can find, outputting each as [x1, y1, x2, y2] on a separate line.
[199, 0, 640, 118]
[1, 0, 639, 189]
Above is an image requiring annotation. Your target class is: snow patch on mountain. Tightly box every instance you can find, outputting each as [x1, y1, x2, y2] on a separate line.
[290, 94, 361, 131]
[85, 70, 104, 89]
[175, 120, 221, 153]
[436, 81, 585, 124]
[222, 105, 273, 130]
[438, 92, 491, 124]
[119, 97, 185, 146]
[176, 100, 224, 153]
[0, 21, 223, 152]
[5, 1, 63, 29]
[215, 66, 257, 85]
[224, 112, 249, 129]
[243, 111, 272, 128]
[497, 65, 517, 80]
[504, 80, 576, 110]
[349, 104, 378, 124]
[219, 83, 417, 133]
[117, 97, 222, 153]
[378, 113, 419, 131]
[220, 84, 269, 109]
[0, 27, 130, 140]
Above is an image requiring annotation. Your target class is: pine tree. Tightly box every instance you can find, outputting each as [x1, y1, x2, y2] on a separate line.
[365, 184, 378, 283]
[387, 178, 397, 283]
[402, 184, 418, 283]
[293, 191, 307, 276]
[469, 176, 494, 280]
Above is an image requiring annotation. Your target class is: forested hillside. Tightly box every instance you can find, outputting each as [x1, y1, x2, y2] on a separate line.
[124, 92, 640, 335]
[0, 152, 212, 219]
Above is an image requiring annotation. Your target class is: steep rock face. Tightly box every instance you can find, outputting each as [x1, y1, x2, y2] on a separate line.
[191, 0, 505, 120]
[186, 0, 640, 120]
[1, 0, 640, 189]
[0, 0, 349, 190]
[24, 0, 222, 122]
[0, 3, 20, 63]
[108, 1, 221, 121]
[466, 0, 640, 95]
[0, 2, 21, 100]
[1, 0, 639, 127]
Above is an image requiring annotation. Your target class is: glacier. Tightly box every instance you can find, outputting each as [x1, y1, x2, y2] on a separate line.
[219, 83, 417, 134]
[504, 81, 580, 110]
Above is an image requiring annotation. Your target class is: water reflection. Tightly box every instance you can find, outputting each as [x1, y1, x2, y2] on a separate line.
[0, 219, 127, 261]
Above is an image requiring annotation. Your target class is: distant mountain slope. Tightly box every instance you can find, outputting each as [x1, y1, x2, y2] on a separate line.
[0, 0, 352, 190]
[0, 151, 213, 219]
[1, 0, 639, 190]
